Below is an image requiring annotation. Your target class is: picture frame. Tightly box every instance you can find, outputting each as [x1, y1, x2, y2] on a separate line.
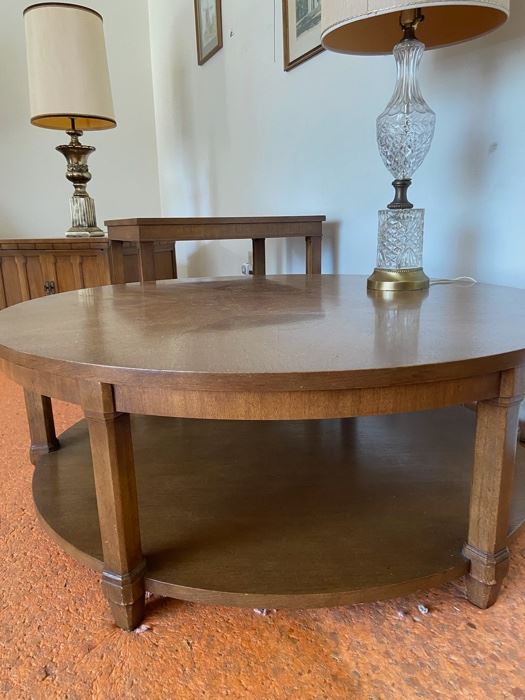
[283, 0, 324, 72]
[194, 0, 223, 66]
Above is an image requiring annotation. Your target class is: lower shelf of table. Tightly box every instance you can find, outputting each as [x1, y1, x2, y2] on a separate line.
[33, 407, 525, 609]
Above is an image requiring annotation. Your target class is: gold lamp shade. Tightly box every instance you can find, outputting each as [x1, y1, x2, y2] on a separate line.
[321, 0, 510, 54]
[24, 2, 116, 130]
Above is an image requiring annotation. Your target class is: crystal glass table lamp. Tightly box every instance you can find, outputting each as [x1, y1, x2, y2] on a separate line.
[321, 0, 509, 291]
[24, 3, 116, 237]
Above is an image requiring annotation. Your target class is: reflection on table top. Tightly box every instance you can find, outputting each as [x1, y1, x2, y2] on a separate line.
[0, 275, 524, 389]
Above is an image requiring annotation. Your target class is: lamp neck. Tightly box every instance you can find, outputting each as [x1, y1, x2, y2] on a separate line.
[66, 129, 84, 146]
[399, 8, 424, 41]
[56, 131, 96, 197]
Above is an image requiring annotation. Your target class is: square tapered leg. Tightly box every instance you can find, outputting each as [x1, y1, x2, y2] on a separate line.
[81, 382, 145, 630]
[24, 390, 60, 465]
[463, 368, 525, 608]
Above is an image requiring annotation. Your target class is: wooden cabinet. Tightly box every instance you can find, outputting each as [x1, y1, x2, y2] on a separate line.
[0, 238, 176, 309]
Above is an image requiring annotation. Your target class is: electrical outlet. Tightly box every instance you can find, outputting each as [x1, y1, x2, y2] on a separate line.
[241, 263, 253, 276]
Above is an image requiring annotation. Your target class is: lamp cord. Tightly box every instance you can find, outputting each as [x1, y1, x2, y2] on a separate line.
[430, 276, 478, 286]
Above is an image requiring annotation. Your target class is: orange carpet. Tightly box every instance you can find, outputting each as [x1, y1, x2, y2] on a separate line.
[1, 373, 524, 699]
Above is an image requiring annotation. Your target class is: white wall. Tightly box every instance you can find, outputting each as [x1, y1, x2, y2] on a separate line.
[0, 0, 161, 238]
[148, 0, 525, 287]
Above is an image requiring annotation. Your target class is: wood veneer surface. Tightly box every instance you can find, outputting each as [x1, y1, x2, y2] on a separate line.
[33, 408, 525, 608]
[0, 276, 525, 392]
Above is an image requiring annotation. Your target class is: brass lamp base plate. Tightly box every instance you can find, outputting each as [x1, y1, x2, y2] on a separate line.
[367, 268, 430, 292]
[65, 228, 105, 239]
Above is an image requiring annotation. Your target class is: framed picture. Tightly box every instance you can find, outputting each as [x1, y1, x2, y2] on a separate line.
[283, 0, 324, 72]
[194, 0, 223, 66]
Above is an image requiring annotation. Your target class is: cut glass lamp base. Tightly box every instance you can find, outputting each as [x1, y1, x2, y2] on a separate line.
[367, 267, 429, 292]
[368, 208, 429, 291]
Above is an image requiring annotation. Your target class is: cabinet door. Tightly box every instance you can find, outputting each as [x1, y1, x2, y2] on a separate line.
[0, 257, 24, 306]
[0, 253, 50, 306]
[81, 251, 111, 288]
[0, 255, 35, 305]
[39, 254, 60, 295]
[41, 251, 111, 293]
[27, 256, 46, 299]
[54, 254, 85, 293]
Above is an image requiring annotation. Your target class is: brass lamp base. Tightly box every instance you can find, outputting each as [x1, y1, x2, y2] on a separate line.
[367, 268, 429, 292]
[65, 226, 105, 239]
[57, 129, 104, 239]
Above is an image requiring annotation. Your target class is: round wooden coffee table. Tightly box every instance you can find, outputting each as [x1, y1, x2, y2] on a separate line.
[1, 275, 525, 631]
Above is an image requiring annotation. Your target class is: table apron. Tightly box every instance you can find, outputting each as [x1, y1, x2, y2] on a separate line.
[1, 359, 79, 404]
[109, 223, 323, 242]
[112, 373, 502, 420]
[0, 358, 504, 419]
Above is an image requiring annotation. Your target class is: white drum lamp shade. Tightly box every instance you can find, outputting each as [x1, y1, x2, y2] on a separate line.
[321, 0, 510, 54]
[24, 2, 116, 130]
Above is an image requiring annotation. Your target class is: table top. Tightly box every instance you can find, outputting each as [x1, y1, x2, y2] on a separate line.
[105, 216, 326, 227]
[105, 216, 325, 243]
[1, 275, 525, 392]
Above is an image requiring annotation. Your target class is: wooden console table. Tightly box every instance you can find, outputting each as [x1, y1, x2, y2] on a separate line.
[106, 216, 325, 282]
[1, 276, 525, 631]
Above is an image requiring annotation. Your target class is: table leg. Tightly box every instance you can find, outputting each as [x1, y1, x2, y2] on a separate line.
[81, 382, 145, 630]
[138, 242, 156, 283]
[252, 238, 266, 276]
[305, 236, 321, 274]
[463, 368, 525, 608]
[172, 243, 178, 279]
[24, 389, 59, 466]
[109, 240, 125, 284]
